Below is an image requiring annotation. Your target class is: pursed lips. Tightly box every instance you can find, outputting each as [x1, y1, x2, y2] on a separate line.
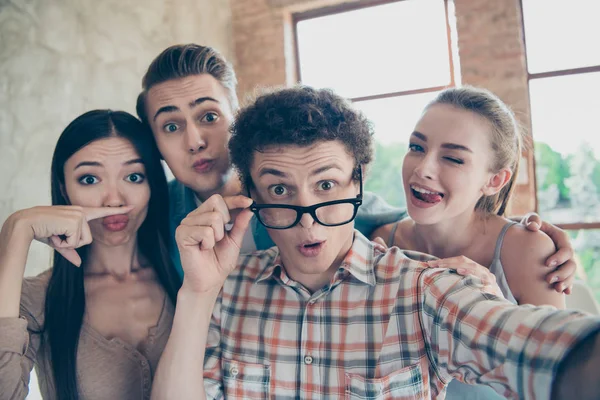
[192, 158, 215, 172]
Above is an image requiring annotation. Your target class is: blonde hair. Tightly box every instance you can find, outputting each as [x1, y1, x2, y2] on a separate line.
[426, 86, 522, 216]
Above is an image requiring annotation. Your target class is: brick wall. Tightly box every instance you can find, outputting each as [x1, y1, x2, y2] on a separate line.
[231, 0, 366, 98]
[231, 0, 536, 215]
[453, 0, 535, 214]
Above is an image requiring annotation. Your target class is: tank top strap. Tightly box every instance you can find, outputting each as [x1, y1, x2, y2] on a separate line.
[491, 220, 518, 264]
[387, 221, 401, 247]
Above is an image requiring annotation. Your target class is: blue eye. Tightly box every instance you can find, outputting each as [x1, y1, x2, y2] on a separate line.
[126, 173, 145, 183]
[408, 143, 424, 152]
[164, 123, 179, 133]
[201, 112, 219, 123]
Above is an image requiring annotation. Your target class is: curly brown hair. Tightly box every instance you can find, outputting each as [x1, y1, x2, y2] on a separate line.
[229, 86, 374, 189]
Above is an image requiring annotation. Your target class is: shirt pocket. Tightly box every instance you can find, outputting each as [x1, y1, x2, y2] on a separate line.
[345, 363, 425, 400]
[222, 359, 271, 400]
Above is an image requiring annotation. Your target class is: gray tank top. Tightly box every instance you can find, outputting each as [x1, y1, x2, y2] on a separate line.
[488, 221, 518, 304]
[387, 220, 518, 304]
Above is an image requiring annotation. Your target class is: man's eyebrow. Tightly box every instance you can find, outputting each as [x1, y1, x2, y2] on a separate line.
[153, 97, 220, 123]
[153, 105, 179, 122]
[258, 168, 288, 178]
[189, 96, 219, 108]
[310, 164, 343, 176]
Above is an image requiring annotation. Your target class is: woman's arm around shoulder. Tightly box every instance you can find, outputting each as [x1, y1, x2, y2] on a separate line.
[501, 223, 565, 309]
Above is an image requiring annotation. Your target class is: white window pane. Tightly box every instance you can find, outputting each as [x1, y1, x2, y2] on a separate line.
[568, 229, 600, 305]
[523, 0, 600, 73]
[354, 91, 440, 207]
[297, 0, 451, 99]
[530, 72, 600, 223]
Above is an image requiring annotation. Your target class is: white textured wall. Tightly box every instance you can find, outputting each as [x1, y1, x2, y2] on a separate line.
[0, 0, 234, 277]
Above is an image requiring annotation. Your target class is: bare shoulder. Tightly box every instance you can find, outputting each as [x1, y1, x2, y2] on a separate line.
[499, 218, 564, 307]
[502, 220, 556, 259]
[370, 222, 395, 243]
[372, 218, 415, 248]
[395, 219, 416, 248]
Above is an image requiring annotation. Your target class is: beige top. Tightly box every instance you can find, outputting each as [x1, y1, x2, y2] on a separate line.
[0, 270, 174, 400]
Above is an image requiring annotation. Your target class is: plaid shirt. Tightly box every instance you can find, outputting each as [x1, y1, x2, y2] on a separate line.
[204, 231, 600, 399]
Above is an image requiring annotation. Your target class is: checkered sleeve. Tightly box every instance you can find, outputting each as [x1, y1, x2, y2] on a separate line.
[419, 268, 600, 400]
[203, 291, 224, 400]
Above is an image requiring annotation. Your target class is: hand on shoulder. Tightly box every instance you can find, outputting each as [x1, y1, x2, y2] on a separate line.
[501, 222, 565, 308]
[518, 212, 576, 294]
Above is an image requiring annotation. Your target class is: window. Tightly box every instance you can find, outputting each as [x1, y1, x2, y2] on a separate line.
[522, 0, 600, 301]
[294, 0, 456, 208]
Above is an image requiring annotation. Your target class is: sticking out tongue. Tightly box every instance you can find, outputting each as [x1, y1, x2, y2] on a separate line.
[413, 189, 443, 204]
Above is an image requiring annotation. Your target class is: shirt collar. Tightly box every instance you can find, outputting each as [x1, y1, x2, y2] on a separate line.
[255, 249, 282, 283]
[255, 230, 377, 287]
[338, 230, 377, 286]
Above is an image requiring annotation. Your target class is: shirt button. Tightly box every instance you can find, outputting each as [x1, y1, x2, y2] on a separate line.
[141, 360, 148, 367]
[304, 355, 313, 365]
[230, 366, 239, 377]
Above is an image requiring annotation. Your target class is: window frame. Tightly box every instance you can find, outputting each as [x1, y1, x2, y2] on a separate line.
[292, 0, 456, 104]
[520, 0, 600, 231]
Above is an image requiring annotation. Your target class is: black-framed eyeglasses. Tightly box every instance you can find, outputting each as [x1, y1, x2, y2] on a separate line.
[248, 167, 363, 230]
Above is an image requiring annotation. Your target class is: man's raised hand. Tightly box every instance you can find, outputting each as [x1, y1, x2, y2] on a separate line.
[175, 194, 254, 294]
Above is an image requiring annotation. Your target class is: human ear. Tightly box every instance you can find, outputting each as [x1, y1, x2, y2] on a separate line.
[482, 168, 512, 196]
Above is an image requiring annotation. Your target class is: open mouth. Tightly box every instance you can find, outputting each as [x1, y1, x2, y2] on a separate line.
[410, 184, 444, 204]
[303, 242, 321, 248]
[298, 240, 325, 257]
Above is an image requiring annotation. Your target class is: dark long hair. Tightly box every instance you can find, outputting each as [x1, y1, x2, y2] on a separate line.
[44, 110, 181, 399]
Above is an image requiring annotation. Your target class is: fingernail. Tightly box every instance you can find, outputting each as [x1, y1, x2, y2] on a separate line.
[548, 260, 557, 268]
[456, 268, 466, 275]
[550, 276, 558, 283]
